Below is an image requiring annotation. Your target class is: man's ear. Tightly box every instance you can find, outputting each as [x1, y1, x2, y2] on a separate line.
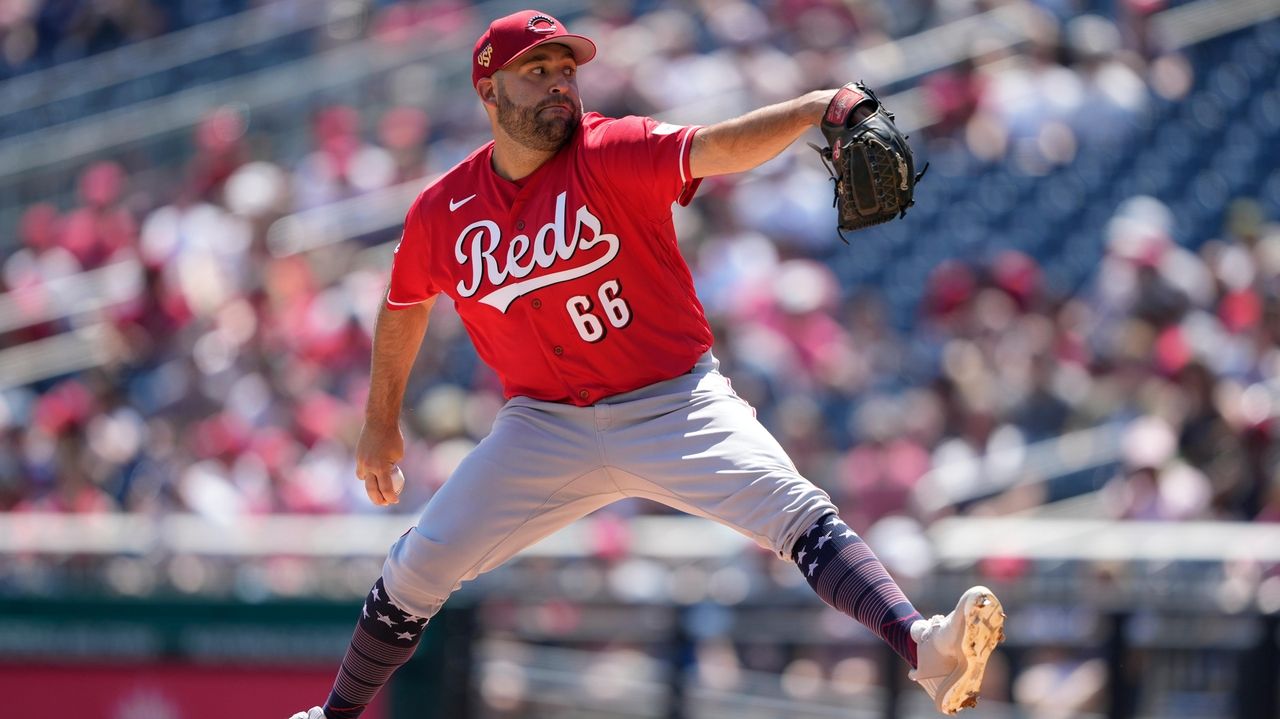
[477, 77, 498, 107]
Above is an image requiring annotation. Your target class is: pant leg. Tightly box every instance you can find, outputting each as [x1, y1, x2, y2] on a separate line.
[601, 354, 838, 558]
[382, 399, 623, 619]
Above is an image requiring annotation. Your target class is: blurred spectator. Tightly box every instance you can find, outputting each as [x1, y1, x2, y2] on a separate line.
[3, 203, 73, 325]
[1102, 415, 1212, 520]
[293, 105, 399, 210]
[62, 161, 136, 270]
[838, 397, 930, 528]
[922, 57, 983, 139]
[187, 106, 251, 202]
[1066, 14, 1150, 145]
[377, 106, 431, 184]
[370, 0, 473, 45]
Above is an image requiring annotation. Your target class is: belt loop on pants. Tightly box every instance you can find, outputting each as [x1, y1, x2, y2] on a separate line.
[594, 402, 612, 430]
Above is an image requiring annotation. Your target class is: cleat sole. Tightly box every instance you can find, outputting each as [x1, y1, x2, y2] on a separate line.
[938, 587, 1005, 715]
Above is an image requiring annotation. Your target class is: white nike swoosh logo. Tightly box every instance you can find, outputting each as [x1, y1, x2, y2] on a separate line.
[449, 194, 477, 212]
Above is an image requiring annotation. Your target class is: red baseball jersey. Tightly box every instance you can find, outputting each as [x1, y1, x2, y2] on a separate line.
[387, 112, 713, 406]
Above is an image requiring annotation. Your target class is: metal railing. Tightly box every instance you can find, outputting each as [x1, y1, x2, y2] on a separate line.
[4, 511, 1278, 565]
[0, 0, 562, 254]
[0, 0, 333, 128]
[0, 1, 335, 122]
[912, 422, 1126, 514]
[0, 259, 142, 334]
[0, 513, 750, 558]
[1153, 0, 1280, 50]
[0, 21, 467, 178]
[929, 516, 1280, 563]
[0, 323, 113, 390]
[2, 0, 1269, 183]
[0, 0, 567, 179]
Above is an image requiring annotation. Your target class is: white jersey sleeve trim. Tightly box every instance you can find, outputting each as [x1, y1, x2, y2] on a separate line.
[677, 125, 699, 186]
[674, 125, 705, 207]
[386, 297, 429, 307]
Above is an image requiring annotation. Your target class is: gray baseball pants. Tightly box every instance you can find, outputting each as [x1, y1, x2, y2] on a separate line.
[381, 351, 838, 619]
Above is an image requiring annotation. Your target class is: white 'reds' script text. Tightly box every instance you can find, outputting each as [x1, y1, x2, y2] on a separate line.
[454, 192, 621, 312]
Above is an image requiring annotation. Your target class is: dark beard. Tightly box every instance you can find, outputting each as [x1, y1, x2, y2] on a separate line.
[496, 92, 580, 152]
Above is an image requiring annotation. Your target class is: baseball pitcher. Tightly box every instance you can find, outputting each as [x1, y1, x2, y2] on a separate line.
[292, 10, 1002, 718]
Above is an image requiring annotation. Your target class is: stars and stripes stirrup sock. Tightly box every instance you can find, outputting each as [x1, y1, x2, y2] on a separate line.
[323, 577, 428, 719]
[791, 512, 923, 668]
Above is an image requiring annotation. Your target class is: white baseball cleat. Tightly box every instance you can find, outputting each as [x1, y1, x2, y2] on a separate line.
[288, 708, 326, 719]
[908, 586, 1006, 715]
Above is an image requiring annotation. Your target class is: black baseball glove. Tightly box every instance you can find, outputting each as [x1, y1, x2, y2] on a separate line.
[811, 82, 926, 241]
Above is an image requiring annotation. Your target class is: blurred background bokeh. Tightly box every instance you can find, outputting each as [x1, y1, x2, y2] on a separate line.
[1, 0, 1279, 717]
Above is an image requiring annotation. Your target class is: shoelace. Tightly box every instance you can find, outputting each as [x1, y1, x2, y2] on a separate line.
[918, 613, 947, 641]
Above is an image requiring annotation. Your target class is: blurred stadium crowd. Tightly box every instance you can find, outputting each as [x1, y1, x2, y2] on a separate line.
[1, 0, 1278, 538]
[4, 3, 1280, 718]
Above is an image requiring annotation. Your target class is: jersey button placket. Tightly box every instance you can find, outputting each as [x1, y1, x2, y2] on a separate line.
[553, 346, 563, 356]
[578, 389, 590, 402]
[516, 220, 526, 230]
[531, 298, 542, 309]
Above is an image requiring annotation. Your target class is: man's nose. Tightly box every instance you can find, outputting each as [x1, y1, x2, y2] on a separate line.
[549, 75, 572, 94]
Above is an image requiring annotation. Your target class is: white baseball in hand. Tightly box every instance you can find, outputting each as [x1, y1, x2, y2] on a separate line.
[390, 465, 405, 496]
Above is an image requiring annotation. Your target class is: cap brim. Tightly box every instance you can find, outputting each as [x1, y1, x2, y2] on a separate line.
[501, 34, 597, 69]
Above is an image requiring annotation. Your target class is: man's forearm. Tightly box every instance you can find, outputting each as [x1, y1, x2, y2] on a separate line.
[689, 89, 838, 178]
[366, 296, 434, 425]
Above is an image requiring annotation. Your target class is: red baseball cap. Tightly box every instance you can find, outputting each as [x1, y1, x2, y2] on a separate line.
[472, 10, 597, 88]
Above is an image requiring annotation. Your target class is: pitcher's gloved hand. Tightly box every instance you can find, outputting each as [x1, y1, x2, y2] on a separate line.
[811, 82, 927, 241]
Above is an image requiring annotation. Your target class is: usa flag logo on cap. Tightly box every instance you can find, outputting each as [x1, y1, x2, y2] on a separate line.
[527, 15, 556, 33]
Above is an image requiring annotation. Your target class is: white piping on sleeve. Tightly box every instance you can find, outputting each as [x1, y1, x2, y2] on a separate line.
[677, 126, 697, 186]
[386, 297, 428, 307]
